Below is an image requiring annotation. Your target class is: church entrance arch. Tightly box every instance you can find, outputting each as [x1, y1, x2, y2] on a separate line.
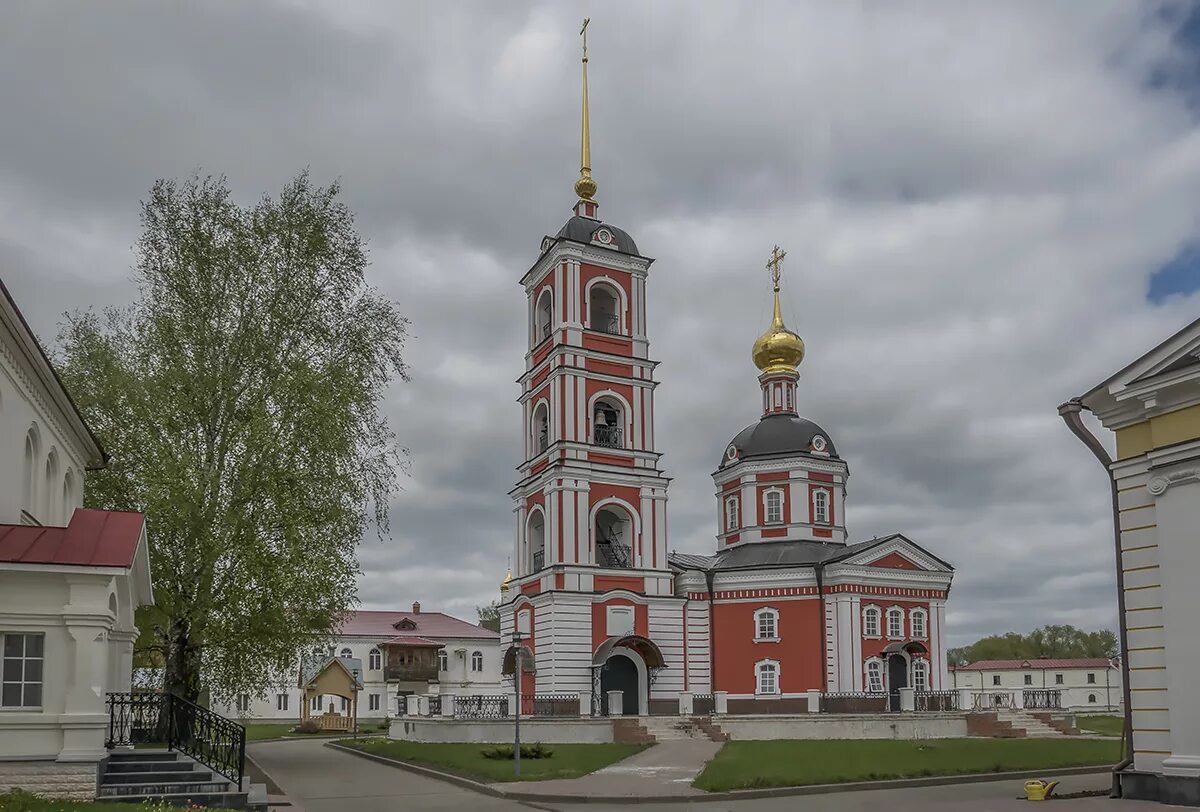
[887, 654, 908, 711]
[599, 653, 639, 716]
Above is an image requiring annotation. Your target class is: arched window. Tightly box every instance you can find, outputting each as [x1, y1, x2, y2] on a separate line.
[910, 608, 928, 639]
[754, 607, 779, 641]
[339, 647, 352, 658]
[535, 288, 553, 342]
[725, 495, 740, 531]
[369, 648, 381, 670]
[22, 428, 39, 520]
[866, 659, 884, 692]
[592, 398, 623, 448]
[1088, 693, 1097, 704]
[471, 651, 483, 672]
[44, 449, 59, 523]
[62, 469, 76, 519]
[755, 660, 779, 695]
[595, 504, 633, 568]
[531, 402, 550, 454]
[812, 489, 829, 525]
[912, 659, 929, 691]
[528, 511, 546, 572]
[863, 606, 881, 638]
[886, 607, 904, 639]
[588, 283, 620, 334]
[437, 649, 448, 671]
[763, 489, 784, 524]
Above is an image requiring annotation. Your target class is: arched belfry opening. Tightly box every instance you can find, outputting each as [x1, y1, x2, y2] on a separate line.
[595, 505, 633, 568]
[532, 403, 549, 454]
[535, 289, 553, 342]
[528, 511, 546, 572]
[592, 398, 622, 448]
[589, 284, 619, 334]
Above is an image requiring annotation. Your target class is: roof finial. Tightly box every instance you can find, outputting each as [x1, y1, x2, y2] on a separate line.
[766, 244, 787, 326]
[752, 245, 806, 374]
[574, 18, 597, 202]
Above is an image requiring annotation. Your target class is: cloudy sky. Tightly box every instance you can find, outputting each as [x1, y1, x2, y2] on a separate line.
[4, 1, 1200, 646]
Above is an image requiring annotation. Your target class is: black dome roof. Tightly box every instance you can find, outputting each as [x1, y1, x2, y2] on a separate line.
[721, 414, 838, 467]
[555, 216, 640, 256]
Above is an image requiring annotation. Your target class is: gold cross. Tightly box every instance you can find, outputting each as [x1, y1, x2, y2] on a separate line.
[766, 244, 787, 290]
[581, 18, 590, 61]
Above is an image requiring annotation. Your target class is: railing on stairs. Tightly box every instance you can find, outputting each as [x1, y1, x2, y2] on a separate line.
[105, 691, 246, 787]
[1022, 689, 1063, 710]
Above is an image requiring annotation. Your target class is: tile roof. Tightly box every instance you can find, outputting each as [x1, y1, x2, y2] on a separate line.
[0, 509, 145, 568]
[954, 658, 1115, 671]
[337, 609, 497, 641]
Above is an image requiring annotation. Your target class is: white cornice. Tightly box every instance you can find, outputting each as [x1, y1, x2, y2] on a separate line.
[714, 455, 849, 483]
[522, 242, 651, 289]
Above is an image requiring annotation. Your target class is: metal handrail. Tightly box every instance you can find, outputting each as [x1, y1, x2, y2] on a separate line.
[532, 550, 545, 571]
[593, 425, 623, 448]
[597, 541, 632, 569]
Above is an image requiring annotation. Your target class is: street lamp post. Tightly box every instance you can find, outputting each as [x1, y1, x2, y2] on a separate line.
[512, 631, 523, 777]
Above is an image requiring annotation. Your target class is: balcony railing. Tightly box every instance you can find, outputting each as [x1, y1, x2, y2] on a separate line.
[593, 425, 623, 448]
[597, 541, 632, 569]
[592, 313, 620, 335]
[1023, 689, 1062, 710]
[532, 550, 545, 571]
[915, 690, 959, 712]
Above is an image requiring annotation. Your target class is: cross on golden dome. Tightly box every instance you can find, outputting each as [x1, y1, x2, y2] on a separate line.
[767, 244, 787, 291]
[752, 245, 806, 374]
[574, 18, 597, 202]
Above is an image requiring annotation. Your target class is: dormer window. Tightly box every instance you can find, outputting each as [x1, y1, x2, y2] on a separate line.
[395, 618, 418, 631]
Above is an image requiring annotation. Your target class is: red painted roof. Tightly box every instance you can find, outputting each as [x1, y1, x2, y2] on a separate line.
[953, 658, 1114, 671]
[0, 509, 145, 568]
[338, 609, 496, 640]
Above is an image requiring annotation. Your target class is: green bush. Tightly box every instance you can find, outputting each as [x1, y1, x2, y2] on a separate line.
[480, 742, 554, 760]
[293, 719, 323, 734]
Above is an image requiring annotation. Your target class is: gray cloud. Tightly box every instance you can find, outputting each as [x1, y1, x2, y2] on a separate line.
[3, 0, 1199, 645]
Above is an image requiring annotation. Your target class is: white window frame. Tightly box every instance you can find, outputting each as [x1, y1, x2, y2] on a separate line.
[725, 495, 740, 531]
[862, 605, 881, 639]
[471, 651, 484, 672]
[763, 488, 784, 525]
[236, 694, 251, 714]
[311, 695, 322, 711]
[755, 659, 780, 696]
[886, 607, 904, 640]
[912, 659, 929, 691]
[1, 632, 44, 709]
[276, 693, 289, 711]
[909, 608, 927, 640]
[437, 649, 448, 672]
[340, 696, 348, 713]
[369, 693, 380, 711]
[865, 658, 884, 693]
[369, 648, 382, 670]
[812, 488, 829, 525]
[753, 607, 780, 642]
[339, 647, 353, 658]
[1087, 672, 1096, 684]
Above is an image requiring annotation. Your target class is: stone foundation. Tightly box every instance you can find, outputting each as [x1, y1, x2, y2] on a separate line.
[0, 760, 97, 800]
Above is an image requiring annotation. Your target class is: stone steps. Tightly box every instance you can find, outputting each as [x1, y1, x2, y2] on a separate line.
[99, 749, 265, 810]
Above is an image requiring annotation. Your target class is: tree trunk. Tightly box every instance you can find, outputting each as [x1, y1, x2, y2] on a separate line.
[163, 618, 202, 703]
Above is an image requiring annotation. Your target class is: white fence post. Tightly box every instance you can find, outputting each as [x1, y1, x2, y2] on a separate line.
[441, 694, 455, 719]
[1013, 690, 1025, 710]
[899, 687, 915, 712]
[579, 692, 591, 718]
[807, 689, 822, 714]
[606, 690, 624, 717]
[714, 691, 728, 715]
[678, 692, 694, 716]
[958, 688, 975, 712]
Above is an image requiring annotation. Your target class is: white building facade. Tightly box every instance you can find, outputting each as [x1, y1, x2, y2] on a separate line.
[216, 606, 501, 722]
[0, 279, 153, 800]
[949, 658, 1121, 711]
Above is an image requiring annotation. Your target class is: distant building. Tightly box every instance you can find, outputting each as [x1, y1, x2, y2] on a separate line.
[0, 279, 153, 800]
[950, 657, 1121, 711]
[215, 604, 501, 722]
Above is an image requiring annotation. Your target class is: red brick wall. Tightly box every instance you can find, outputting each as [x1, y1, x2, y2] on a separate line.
[712, 597, 823, 694]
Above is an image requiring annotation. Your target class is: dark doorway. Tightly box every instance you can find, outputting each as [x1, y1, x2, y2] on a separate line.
[888, 654, 908, 712]
[599, 654, 639, 716]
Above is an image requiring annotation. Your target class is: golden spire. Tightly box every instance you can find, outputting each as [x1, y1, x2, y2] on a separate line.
[752, 245, 806, 374]
[500, 558, 512, 594]
[574, 18, 597, 201]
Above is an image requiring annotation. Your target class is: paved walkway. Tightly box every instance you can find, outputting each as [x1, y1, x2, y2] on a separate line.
[249, 738, 1167, 811]
[498, 738, 721, 798]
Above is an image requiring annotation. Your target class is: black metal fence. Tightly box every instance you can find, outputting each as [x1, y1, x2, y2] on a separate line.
[972, 691, 1015, 710]
[427, 695, 442, 716]
[1023, 689, 1062, 710]
[105, 692, 246, 786]
[692, 694, 715, 715]
[455, 695, 509, 719]
[915, 690, 959, 712]
[523, 692, 579, 717]
[819, 691, 889, 713]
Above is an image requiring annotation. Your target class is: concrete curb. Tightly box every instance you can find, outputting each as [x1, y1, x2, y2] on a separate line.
[324, 741, 1114, 804]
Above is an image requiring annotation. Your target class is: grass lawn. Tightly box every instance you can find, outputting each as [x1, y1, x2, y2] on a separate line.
[334, 738, 646, 783]
[693, 738, 1122, 792]
[1076, 715, 1124, 737]
[244, 723, 303, 741]
[0, 790, 236, 811]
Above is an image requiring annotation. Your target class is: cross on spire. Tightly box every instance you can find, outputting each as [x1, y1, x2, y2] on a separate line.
[766, 245, 787, 291]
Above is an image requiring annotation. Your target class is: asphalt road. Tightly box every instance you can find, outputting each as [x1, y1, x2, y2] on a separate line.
[247, 738, 1161, 812]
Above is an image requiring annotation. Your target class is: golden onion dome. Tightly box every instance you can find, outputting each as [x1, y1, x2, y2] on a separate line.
[500, 568, 513, 594]
[752, 292, 805, 374]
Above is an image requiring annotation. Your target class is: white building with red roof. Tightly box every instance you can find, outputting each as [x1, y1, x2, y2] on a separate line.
[0, 279, 153, 799]
[950, 657, 1121, 711]
[215, 603, 501, 722]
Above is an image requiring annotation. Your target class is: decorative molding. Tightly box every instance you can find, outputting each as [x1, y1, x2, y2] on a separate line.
[1147, 469, 1199, 495]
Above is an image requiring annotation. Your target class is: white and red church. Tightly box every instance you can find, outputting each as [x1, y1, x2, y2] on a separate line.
[499, 36, 954, 715]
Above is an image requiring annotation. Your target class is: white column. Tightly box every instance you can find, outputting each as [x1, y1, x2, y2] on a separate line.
[807, 689, 822, 714]
[899, 687, 915, 712]
[441, 694, 456, 719]
[714, 691, 728, 715]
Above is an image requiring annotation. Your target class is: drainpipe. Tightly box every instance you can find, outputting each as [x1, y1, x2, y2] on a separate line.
[816, 563, 829, 692]
[1058, 399, 1135, 797]
[705, 570, 717, 695]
